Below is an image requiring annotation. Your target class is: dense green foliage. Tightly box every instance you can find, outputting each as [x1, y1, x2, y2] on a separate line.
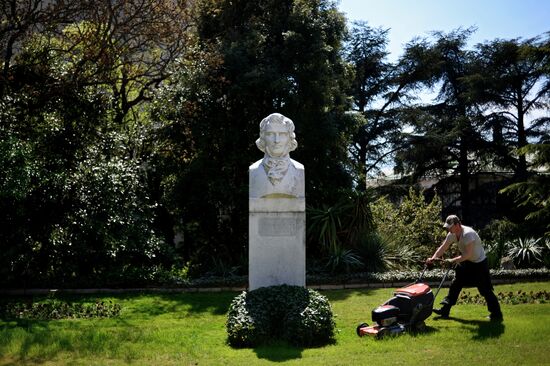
[368, 188, 443, 268]
[500, 143, 550, 235]
[0, 1, 548, 286]
[226, 285, 335, 347]
[152, 0, 355, 274]
[0, 0, 187, 287]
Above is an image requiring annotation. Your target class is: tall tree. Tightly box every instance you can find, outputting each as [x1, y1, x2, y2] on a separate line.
[344, 21, 395, 185]
[0, 0, 191, 286]
[346, 21, 391, 114]
[0, 0, 81, 96]
[469, 36, 550, 178]
[344, 21, 439, 187]
[394, 28, 486, 221]
[2, 0, 190, 126]
[500, 141, 550, 236]
[470, 35, 550, 234]
[153, 0, 354, 271]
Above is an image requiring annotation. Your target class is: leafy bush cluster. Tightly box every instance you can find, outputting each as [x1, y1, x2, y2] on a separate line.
[305, 188, 443, 275]
[458, 290, 549, 305]
[82, 267, 547, 289]
[0, 299, 121, 320]
[368, 188, 443, 268]
[226, 285, 335, 347]
[0, 94, 175, 289]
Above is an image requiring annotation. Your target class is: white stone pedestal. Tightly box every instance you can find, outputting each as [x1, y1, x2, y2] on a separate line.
[249, 198, 305, 290]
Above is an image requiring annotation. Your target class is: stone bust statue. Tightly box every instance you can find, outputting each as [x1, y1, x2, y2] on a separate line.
[249, 113, 305, 199]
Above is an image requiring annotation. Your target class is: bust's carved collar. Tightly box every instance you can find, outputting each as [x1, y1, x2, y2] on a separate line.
[262, 155, 291, 185]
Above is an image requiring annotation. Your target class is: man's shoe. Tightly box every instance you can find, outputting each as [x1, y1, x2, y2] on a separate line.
[433, 307, 450, 318]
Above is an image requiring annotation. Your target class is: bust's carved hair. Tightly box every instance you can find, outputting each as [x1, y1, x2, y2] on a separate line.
[255, 113, 298, 154]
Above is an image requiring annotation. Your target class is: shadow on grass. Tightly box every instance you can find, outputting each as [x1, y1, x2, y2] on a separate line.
[451, 317, 505, 340]
[106, 291, 235, 317]
[0, 290, 235, 364]
[251, 338, 337, 362]
[253, 341, 305, 362]
[432, 315, 505, 340]
[322, 288, 376, 302]
[409, 324, 439, 337]
[2, 291, 235, 317]
[0, 317, 139, 365]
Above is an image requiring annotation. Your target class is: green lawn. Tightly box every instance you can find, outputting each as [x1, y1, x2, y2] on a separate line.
[1, 281, 549, 365]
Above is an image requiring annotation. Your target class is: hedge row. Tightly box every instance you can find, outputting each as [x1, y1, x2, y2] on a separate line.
[174, 268, 550, 288]
[458, 290, 550, 305]
[0, 299, 121, 320]
[2, 268, 548, 290]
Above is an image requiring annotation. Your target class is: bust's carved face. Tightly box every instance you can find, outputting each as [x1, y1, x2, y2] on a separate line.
[256, 113, 297, 157]
[263, 123, 290, 158]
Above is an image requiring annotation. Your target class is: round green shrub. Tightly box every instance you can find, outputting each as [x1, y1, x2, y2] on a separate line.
[226, 285, 335, 347]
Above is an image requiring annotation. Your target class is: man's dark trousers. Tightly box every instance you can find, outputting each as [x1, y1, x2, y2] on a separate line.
[442, 258, 502, 316]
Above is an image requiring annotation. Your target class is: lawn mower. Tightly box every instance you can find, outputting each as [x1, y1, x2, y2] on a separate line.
[356, 262, 452, 339]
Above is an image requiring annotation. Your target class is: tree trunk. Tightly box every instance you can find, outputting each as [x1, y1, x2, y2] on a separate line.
[516, 93, 528, 179]
[458, 136, 470, 222]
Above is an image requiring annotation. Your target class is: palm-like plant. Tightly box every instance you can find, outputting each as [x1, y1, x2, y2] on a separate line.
[307, 191, 375, 252]
[356, 232, 387, 272]
[343, 190, 375, 245]
[506, 237, 544, 268]
[325, 246, 363, 274]
[307, 203, 346, 252]
[307, 191, 375, 274]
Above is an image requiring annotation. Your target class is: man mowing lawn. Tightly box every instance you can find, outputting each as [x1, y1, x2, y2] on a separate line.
[426, 214, 503, 322]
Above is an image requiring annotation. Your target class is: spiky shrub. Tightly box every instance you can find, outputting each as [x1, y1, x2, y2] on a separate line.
[356, 231, 387, 272]
[506, 237, 544, 268]
[226, 285, 335, 347]
[325, 246, 363, 274]
[307, 191, 375, 254]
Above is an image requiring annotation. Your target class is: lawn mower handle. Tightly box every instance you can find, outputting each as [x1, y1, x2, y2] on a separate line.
[416, 263, 429, 283]
[417, 259, 453, 301]
[416, 258, 448, 282]
[432, 265, 452, 301]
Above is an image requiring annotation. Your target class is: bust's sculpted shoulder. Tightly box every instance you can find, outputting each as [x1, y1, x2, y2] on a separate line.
[249, 113, 304, 199]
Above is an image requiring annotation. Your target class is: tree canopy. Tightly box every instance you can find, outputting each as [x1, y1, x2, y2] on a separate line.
[1, 0, 549, 285]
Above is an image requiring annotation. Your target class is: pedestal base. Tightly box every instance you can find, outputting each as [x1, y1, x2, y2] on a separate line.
[248, 198, 305, 290]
